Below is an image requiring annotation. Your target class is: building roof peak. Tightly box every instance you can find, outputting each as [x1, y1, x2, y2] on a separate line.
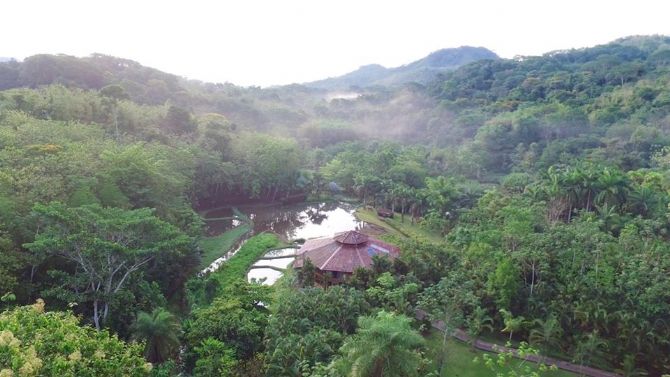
[333, 230, 368, 245]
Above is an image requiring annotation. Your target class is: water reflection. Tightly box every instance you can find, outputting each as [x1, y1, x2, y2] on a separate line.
[202, 201, 363, 285]
[204, 207, 233, 218]
[248, 248, 297, 285]
[204, 218, 242, 236]
[264, 248, 298, 257]
[248, 268, 283, 285]
[204, 202, 362, 241]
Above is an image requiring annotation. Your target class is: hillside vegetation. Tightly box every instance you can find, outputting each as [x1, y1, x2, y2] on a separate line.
[0, 35, 670, 376]
[305, 46, 498, 90]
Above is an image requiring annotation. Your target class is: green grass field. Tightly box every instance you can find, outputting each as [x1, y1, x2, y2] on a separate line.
[198, 207, 253, 269]
[211, 233, 283, 288]
[355, 208, 444, 243]
[198, 224, 251, 269]
[424, 331, 575, 377]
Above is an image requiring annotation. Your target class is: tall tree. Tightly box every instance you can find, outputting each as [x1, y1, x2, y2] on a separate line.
[333, 311, 425, 377]
[500, 309, 525, 341]
[131, 308, 181, 363]
[184, 281, 271, 371]
[163, 105, 196, 135]
[529, 314, 563, 356]
[25, 202, 193, 329]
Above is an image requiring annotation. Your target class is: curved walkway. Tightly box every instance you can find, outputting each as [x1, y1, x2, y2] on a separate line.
[266, 245, 300, 251]
[415, 310, 621, 377]
[248, 265, 285, 272]
[258, 254, 296, 260]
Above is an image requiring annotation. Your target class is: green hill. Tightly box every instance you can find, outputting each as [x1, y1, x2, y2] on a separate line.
[305, 46, 498, 90]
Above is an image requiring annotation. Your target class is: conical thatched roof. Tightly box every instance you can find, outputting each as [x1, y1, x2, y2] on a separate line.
[333, 230, 368, 245]
[293, 230, 399, 273]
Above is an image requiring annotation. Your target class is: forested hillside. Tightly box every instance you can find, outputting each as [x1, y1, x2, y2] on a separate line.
[427, 35, 670, 175]
[1, 35, 670, 376]
[304, 46, 498, 90]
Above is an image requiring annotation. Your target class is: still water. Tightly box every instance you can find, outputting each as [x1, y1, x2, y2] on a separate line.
[202, 201, 363, 284]
[247, 248, 297, 285]
[204, 201, 362, 240]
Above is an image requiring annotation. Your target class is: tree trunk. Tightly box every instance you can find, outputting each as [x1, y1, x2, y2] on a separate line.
[595, 251, 599, 284]
[567, 203, 572, 222]
[372, 358, 384, 377]
[530, 261, 536, 297]
[439, 326, 449, 375]
[103, 302, 110, 325]
[93, 299, 101, 330]
[113, 105, 119, 141]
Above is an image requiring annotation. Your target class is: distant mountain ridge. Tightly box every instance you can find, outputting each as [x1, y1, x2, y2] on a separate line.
[305, 46, 498, 90]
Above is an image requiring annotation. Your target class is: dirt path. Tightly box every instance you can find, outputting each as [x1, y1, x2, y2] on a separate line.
[415, 310, 621, 377]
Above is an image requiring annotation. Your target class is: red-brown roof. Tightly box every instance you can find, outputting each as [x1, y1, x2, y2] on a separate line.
[333, 231, 368, 245]
[293, 230, 400, 273]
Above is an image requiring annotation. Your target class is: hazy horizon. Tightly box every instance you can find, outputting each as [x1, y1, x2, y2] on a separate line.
[3, 0, 670, 87]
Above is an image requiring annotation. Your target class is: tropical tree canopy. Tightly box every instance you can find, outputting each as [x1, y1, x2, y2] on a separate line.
[0, 300, 150, 376]
[332, 311, 425, 377]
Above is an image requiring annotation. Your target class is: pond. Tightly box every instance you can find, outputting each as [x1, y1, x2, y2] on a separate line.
[201, 201, 364, 284]
[247, 247, 297, 285]
[203, 201, 362, 240]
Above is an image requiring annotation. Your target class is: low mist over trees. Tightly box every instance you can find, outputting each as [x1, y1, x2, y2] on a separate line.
[1, 35, 670, 375]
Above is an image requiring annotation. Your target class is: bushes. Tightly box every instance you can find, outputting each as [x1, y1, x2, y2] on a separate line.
[0, 300, 149, 376]
[212, 233, 281, 289]
[188, 233, 281, 306]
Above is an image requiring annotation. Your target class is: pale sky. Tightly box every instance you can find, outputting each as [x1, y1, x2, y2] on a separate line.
[2, 0, 670, 87]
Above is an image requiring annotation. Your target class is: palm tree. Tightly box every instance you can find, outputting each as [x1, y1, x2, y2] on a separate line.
[500, 309, 525, 341]
[544, 166, 576, 221]
[561, 166, 583, 212]
[616, 354, 648, 377]
[132, 307, 182, 363]
[467, 306, 494, 349]
[595, 202, 622, 235]
[627, 185, 657, 217]
[392, 184, 414, 223]
[573, 331, 608, 369]
[574, 165, 600, 212]
[595, 168, 630, 208]
[529, 314, 563, 356]
[334, 311, 424, 377]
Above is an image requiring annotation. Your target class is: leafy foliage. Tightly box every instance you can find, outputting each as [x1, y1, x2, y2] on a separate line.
[331, 311, 425, 377]
[131, 308, 181, 364]
[25, 203, 195, 330]
[0, 300, 150, 376]
[184, 281, 271, 373]
[4, 37, 670, 375]
[264, 286, 369, 376]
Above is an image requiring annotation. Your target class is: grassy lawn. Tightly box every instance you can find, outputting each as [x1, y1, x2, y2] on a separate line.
[212, 233, 283, 288]
[424, 331, 575, 377]
[355, 208, 444, 243]
[198, 224, 251, 269]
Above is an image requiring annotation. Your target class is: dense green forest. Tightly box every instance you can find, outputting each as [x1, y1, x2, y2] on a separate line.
[1, 35, 670, 376]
